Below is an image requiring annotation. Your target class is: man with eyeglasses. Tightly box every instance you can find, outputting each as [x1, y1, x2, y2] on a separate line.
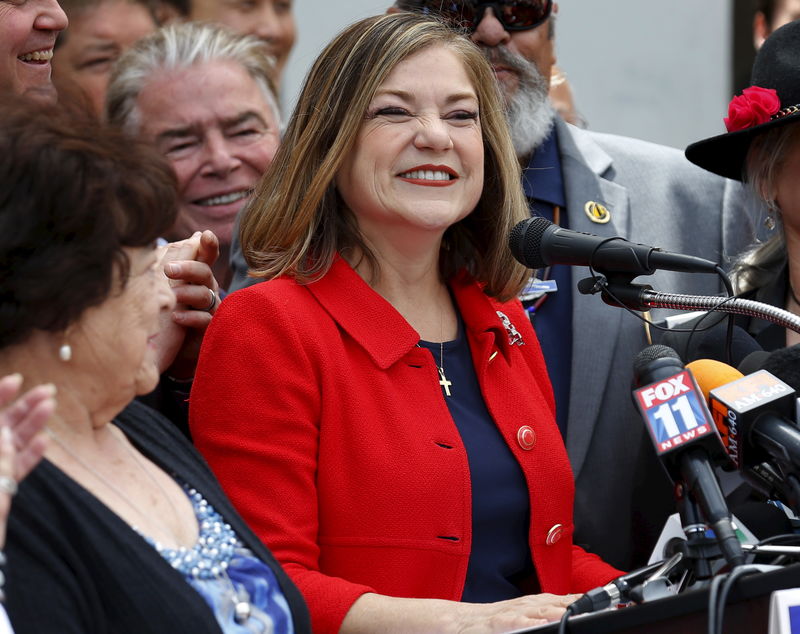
[389, 0, 756, 571]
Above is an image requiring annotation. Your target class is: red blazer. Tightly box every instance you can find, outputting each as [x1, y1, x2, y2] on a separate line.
[190, 258, 621, 633]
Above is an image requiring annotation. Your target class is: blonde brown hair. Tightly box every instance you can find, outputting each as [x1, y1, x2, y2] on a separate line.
[241, 12, 529, 301]
[731, 124, 800, 293]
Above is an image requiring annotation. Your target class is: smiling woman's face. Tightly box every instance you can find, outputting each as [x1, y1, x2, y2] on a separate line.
[52, 0, 156, 116]
[335, 44, 484, 246]
[0, 0, 68, 102]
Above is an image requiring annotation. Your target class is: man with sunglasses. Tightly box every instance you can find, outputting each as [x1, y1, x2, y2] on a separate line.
[390, 0, 756, 571]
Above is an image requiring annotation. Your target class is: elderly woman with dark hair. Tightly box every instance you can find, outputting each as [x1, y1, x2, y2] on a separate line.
[685, 19, 800, 350]
[0, 95, 310, 634]
[2, 0, 227, 439]
[190, 12, 620, 634]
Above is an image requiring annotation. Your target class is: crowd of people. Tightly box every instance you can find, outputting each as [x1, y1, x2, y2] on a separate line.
[0, 0, 798, 632]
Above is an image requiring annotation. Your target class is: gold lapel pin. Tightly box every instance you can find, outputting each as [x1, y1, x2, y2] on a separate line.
[584, 201, 611, 224]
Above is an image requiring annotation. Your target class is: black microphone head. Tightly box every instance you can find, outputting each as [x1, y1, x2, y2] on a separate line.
[508, 216, 552, 269]
[635, 344, 681, 366]
[633, 344, 684, 387]
[738, 350, 771, 376]
[762, 344, 800, 393]
[686, 323, 763, 365]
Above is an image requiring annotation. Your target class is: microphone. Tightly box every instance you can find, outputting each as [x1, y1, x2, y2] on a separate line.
[684, 323, 764, 366]
[508, 216, 719, 276]
[632, 345, 745, 568]
[687, 359, 800, 511]
[686, 359, 750, 465]
[568, 560, 667, 615]
[738, 350, 771, 376]
[760, 344, 800, 393]
[738, 343, 800, 395]
[685, 360, 743, 409]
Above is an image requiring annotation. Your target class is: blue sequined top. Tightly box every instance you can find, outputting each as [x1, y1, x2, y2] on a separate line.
[138, 484, 294, 634]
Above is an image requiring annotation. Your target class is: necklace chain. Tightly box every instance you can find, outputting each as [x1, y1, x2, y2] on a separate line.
[46, 425, 184, 545]
[417, 308, 452, 397]
[437, 341, 452, 397]
[438, 308, 453, 397]
[46, 423, 255, 624]
[114, 428, 189, 544]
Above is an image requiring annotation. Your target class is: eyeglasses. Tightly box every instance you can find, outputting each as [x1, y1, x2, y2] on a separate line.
[397, 0, 553, 32]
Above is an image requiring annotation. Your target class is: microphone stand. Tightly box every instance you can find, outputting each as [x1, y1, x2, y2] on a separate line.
[577, 275, 800, 334]
[742, 544, 800, 556]
[667, 482, 720, 584]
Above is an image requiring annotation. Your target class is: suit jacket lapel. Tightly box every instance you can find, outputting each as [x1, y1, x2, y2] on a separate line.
[555, 120, 631, 477]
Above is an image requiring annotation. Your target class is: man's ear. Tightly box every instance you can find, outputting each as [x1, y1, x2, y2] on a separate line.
[387, 5, 401, 14]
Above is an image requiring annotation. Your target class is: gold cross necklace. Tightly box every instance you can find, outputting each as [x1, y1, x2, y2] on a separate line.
[418, 309, 452, 397]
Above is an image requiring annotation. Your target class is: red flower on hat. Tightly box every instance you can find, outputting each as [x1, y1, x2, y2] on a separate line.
[724, 86, 781, 132]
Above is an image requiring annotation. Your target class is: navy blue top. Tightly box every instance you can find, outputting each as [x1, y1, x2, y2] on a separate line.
[418, 321, 534, 602]
[521, 127, 572, 437]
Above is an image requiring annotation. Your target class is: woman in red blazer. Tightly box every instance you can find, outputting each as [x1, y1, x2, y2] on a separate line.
[190, 13, 621, 633]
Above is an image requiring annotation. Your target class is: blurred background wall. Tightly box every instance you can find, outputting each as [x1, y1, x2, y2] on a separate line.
[282, 1, 755, 150]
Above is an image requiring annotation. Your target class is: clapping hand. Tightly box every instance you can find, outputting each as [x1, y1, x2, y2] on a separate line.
[154, 230, 221, 378]
[0, 374, 53, 547]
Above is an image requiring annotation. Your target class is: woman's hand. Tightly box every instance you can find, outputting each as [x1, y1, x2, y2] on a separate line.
[0, 374, 53, 547]
[343, 591, 581, 633]
[454, 593, 581, 632]
[154, 231, 221, 377]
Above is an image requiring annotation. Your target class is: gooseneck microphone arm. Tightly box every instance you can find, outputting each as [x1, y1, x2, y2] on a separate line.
[583, 282, 800, 334]
[507, 216, 800, 332]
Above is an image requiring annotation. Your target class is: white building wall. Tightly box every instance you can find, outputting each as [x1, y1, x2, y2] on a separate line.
[282, 0, 732, 150]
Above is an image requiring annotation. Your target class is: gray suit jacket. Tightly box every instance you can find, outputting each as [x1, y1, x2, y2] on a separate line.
[555, 118, 758, 568]
[229, 213, 258, 293]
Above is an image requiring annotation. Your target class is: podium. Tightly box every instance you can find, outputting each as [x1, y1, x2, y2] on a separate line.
[527, 563, 800, 634]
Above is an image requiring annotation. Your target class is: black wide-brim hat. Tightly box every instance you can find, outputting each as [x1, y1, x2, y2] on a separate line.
[685, 18, 800, 181]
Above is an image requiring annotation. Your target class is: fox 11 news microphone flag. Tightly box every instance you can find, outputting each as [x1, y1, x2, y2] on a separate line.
[632, 345, 745, 569]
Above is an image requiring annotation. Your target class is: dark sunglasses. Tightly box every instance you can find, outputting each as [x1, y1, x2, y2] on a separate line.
[397, 0, 553, 32]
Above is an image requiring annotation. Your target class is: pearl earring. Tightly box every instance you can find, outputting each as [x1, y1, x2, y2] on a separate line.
[59, 343, 72, 362]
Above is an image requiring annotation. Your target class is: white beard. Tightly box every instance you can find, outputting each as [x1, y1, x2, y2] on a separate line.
[482, 45, 555, 159]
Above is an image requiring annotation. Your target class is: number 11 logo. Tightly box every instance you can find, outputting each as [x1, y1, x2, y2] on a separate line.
[652, 395, 701, 442]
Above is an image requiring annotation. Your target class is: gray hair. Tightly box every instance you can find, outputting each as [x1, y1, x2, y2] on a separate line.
[106, 22, 280, 134]
[730, 124, 800, 293]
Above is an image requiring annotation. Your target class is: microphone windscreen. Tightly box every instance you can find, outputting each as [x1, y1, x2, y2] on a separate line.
[686, 323, 763, 366]
[762, 344, 800, 393]
[633, 344, 680, 370]
[738, 350, 771, 376]
[686, 359, 745, 400]
[632, 344, 682, 387]
[508, 217, 550, 269]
